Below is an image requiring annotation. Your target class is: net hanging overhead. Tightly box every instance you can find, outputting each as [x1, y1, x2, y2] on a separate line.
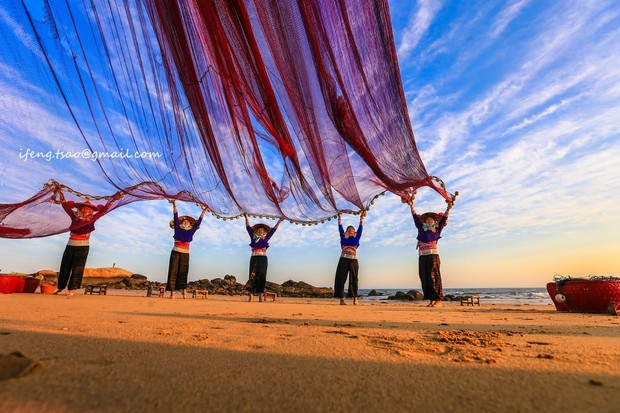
[0, 0, 454, 239]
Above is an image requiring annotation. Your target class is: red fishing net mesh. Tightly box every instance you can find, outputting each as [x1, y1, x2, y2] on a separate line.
[0, 0, 453, 238]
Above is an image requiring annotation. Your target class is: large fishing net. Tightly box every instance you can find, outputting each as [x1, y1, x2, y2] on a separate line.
[0, 0, 455, 239]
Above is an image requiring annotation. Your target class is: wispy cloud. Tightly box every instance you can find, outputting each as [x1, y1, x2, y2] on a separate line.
[396, 1, 620, 251]
[487, 0, 530, 40]
[396, 0, 443, 60]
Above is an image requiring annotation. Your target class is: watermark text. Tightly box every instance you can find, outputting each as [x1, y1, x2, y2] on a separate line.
[19, 148, 163, 162]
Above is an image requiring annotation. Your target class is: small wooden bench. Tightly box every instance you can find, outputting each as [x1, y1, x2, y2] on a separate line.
[147, 285, 166, 298]
[248, 292, 278, 302]
[85, 284, 107, 295]
[460, 296, 480, 306]
[192, 289, 208, 299]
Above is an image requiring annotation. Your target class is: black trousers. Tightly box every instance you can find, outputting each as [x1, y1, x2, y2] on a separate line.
[167, 250, 190, 291]
[57, 245, 90, 290]
[334, 257, 359, 298]
[419, 254, 443, 300]
[248, 255, 268, 294]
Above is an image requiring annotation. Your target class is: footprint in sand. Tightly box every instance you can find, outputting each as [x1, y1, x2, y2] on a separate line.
[0, 352, 39, 381]
[155, 329, 177, 336]
[397, 345, 453, 358]
[191, 333, 209, 342]
[324, 329, 351, 335]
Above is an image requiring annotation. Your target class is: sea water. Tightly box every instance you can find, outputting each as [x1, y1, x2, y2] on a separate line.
[358, 287, 553, 305]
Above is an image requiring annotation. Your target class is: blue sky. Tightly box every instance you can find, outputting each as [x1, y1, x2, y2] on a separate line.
[1, 0, 619, 288]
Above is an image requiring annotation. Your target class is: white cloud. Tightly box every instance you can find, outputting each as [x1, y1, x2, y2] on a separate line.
[396, 0, 443, 60]
[488, 0, 530, 40]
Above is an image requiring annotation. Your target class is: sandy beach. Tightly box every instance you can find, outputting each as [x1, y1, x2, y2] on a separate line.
[1, 291, 618, 413]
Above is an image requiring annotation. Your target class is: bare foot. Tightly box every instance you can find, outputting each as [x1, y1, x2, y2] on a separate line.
[426, 301, 434, 307]
[169, 292, 175, 299]
[182, 290, 187, 299]
[67, 290, 75, 296]
[353, 297, 358, 305]
[248, 294, 253, 302]
[340, 298, 346, 305]
[53, 289, 63, 295]
[259, 294, 264, 302]
[431, 301, 443, 307]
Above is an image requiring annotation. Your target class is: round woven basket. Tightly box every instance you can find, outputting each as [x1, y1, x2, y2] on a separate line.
[0, 275, 26, 294]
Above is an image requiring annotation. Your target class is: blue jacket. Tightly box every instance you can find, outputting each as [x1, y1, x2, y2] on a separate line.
[173, 212, 202, 242]
[247, 225, 277, 249]
[339, 223, 363, 247]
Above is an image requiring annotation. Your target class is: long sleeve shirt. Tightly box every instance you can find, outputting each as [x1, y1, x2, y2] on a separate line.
[62, 201, 111, 235]
[339, 223, 363, 247]
[173, 211, 203, 243]
[413, 214, 448, 243]
[247, 226, 277, 250]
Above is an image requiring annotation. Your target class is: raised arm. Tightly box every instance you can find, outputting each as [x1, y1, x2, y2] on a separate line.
[92, 192, 121, 219]
[444, 199, 453, 216]
[274, 217, 285, 229]
[409, 199, 416, 217]
[192, 204, 209, 230]
[168, 199, 180, 231]
[409, 200, 424, 229]
[61, 200, 76, 218]
[264, 217, 284, 241]
[356, 211, 366, 239]
[199, 204, 209, 220]
[244, 213, 253, 237]
[438, 200, 453, 230]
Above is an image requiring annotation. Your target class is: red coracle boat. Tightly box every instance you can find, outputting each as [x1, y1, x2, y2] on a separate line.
[547, 278, 620, 314]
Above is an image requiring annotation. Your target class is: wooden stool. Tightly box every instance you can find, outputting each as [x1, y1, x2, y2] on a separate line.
[264, 292, 277, 302]
[192, 289, 208, 299]
[460, 296, 480, 306]
[85, 284, 107, 295]
[147, 285, 166, 298]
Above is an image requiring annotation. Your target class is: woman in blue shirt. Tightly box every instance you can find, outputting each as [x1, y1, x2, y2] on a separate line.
[244, 214, 285, 302]
[167, 200, 208, 298]
[334, 211, 365, 305]
[410, 199, 452, 307]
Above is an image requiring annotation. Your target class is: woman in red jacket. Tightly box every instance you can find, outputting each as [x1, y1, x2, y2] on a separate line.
[53, 191, 118, 295]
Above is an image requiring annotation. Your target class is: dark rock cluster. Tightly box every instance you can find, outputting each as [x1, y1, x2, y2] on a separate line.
[105, 273, 334, 298]
[111, 274, 150, 290]
[386, 290, 424, 301]
[34, 268, 352, 298]
[281, 280, 333, 298]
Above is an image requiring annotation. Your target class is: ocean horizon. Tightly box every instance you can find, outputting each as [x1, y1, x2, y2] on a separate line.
[358, 287, 552, 305]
